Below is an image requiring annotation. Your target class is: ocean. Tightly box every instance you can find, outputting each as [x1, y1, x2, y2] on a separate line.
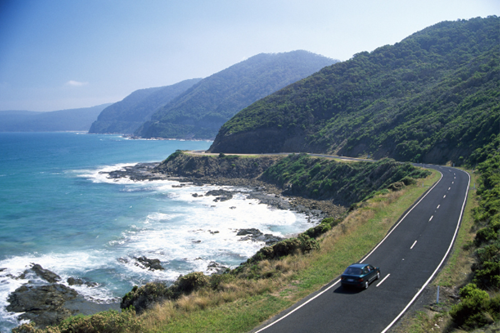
[0, 132, 314, 331]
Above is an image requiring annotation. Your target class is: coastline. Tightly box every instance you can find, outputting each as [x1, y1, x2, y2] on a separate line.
[6, 161, 344, 330]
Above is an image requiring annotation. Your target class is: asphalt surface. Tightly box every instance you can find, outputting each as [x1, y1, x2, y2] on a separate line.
[252, 163, 470, 333]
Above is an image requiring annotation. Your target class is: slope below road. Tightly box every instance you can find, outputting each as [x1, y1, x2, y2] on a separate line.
[252, 164, 469, 333]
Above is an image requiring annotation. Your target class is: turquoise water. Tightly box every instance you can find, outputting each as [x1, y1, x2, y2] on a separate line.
[0, 132, 313, 330]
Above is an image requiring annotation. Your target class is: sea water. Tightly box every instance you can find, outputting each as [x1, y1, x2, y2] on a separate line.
[0, 132, 314, 331]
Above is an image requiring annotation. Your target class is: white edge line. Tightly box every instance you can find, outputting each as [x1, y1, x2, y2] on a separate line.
[376, 273, 391, 287]
[380, 169, 470, 333]
[256, 169, 445, 333]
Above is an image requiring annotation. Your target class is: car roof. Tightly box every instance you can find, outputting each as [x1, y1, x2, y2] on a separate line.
[348, 263, 369, 268]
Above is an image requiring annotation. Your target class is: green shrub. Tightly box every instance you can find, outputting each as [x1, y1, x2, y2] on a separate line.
[13, 309, 143, 333]
[450, 283, 498, 330]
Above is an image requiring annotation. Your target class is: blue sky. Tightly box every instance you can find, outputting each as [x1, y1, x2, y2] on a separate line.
[0, 0, 498, 111]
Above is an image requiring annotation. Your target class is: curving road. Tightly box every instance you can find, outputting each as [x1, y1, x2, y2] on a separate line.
[251, 163, 470, 333]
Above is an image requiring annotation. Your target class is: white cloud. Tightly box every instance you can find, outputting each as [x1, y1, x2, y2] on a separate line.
[65, 80, 88, 87]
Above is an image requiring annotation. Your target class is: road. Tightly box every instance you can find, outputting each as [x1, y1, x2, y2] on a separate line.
[250, 163, 470, 333]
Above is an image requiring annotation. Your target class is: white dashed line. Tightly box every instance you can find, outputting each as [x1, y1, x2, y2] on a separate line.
[437, 204, 440, 209]
[376, 274, 391, 287]
[448, 187, 451, 190]
[410, 240, 417, 249]
[443, 195, 446, 198]
[429, 216, 433, 222]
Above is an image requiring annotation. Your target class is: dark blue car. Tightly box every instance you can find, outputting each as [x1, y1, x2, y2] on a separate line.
[341, 263, 380, 289]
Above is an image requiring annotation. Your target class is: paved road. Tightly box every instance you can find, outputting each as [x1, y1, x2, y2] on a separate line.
[252, 164, 470, 333]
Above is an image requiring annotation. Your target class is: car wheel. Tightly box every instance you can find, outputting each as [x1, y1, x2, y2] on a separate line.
[364, 281, 369, 289]
[376, 272, 380, 280]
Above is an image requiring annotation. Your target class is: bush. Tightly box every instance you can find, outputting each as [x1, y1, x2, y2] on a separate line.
[176, 272, 209, 293]
[13, 309, 142, 333]
[450, 283, 498, 330]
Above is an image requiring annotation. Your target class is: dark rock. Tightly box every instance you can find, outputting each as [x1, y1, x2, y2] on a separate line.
[100, 162, 167, 181]
[7, 284, 78, 328]
[19, 264, 61, 283]
[237, 228, 263, 236]
[134, 256, 164, 271]
[209, 230, 219, 234]
[206, 189, 233, 202]
[237, 228, 284, 245]
[66, 277, 84, 286]
[206, 261, 229, 275]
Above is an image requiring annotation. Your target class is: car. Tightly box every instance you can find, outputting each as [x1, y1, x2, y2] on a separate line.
[340, 263, 380, 289]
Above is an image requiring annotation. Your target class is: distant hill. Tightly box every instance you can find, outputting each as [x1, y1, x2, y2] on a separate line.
[209, 17, 500, 166]
[135, 50, 338, 139]
[88, 78, 202, 134]
[0, 104, 111, 132]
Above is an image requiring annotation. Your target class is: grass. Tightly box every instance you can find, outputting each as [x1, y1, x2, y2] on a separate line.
[138, 168, 441, 333]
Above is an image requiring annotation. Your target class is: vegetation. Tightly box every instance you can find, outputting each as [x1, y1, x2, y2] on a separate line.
[261, 153, 430, 206]
[135, 51, 337, 139]
[89, 78, 201, 134]
[210, 17, 500, 166]
[451, 145, 500, 329]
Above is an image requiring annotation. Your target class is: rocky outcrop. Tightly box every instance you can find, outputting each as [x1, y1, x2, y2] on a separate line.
[7, 264, 117, 329]
[7, 284, 77, 328]
[101, 162, 168, 181]
[19, 263, 61, 283]
[237, 228, 284, 245]
[135, 256, 164, 271]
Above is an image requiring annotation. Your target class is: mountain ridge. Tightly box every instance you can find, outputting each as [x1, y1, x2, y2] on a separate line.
[89, 78, 202, 134]
[134, 50, 338, 139]
[208, 17, 500, 166]
[0, 104, 112, 132]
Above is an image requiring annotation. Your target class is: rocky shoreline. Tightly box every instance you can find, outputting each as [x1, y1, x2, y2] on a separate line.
[5, 263, 120, 328]
[6, 160, 345, 330]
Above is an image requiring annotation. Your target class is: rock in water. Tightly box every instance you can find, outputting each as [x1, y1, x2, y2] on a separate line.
[7, 284, 77, 328]
[19, 263, 61, 283]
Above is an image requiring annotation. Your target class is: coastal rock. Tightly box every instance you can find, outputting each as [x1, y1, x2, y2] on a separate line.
[66, 277, 84, 286]
[101, 162, 167, 181]
[237, 228, 263, 237]
[205, 189, 233, 202]
[237, 229, 284, 245]
[206, 261, 229, 275]
[134, 256, 164, 271]
[19, 264, 61, 283]
[7, 284, 77, 328]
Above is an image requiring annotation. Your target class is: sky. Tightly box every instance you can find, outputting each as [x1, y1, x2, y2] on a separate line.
[0, 0, 498, 111]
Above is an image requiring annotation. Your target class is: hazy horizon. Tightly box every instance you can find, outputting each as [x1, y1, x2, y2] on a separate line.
[1, 0, 498, 111]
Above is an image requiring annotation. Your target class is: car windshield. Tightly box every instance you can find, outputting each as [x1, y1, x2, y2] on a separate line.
[344, 267, 362, 275]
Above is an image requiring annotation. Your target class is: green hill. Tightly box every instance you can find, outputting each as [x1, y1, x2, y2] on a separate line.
[0, 104, 111, 132]
[134, 50, 337, 139]
[209, 17, 500, 166]
[88, 78, 202, 134]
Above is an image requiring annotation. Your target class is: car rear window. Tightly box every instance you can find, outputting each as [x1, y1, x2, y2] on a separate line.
[344, 267, 362, 275]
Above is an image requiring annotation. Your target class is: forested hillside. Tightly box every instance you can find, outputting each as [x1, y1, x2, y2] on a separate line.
[209, 17, 499, 166]
[134, 50, 337, 139]
[88, 78, 201, 134]
[0, 104, 110, 132]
